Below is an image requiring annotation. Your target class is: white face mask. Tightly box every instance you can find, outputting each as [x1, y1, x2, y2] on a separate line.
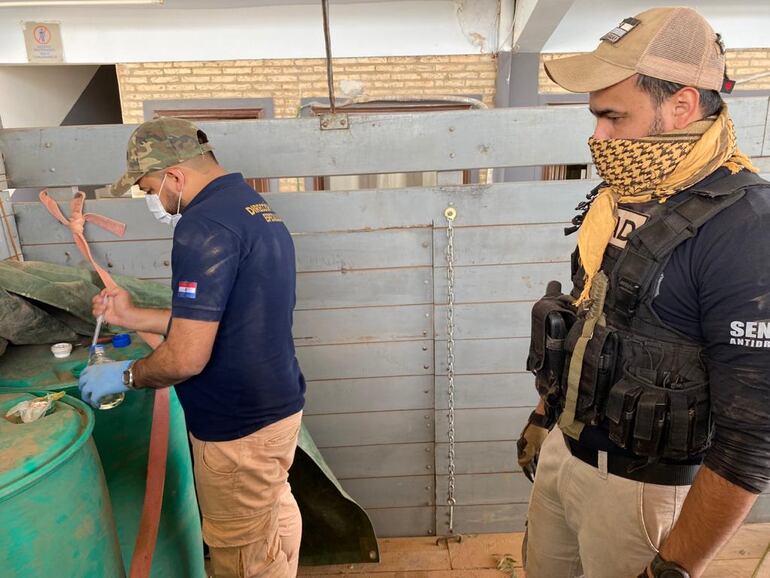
[145, 173, 183, 228]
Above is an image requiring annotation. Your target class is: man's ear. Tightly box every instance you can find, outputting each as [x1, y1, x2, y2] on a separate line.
[670, 86, 701, 129]
[164, 167, 186, 189]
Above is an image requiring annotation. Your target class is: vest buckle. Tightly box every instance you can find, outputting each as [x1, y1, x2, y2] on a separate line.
[616, 277, 641, 315]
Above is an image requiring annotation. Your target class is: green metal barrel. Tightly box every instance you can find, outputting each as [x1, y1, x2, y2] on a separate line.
[0, 392, 124, 578]
[0, 340, 206, 578]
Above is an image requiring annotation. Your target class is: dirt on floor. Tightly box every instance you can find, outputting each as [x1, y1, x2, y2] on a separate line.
[296, 523, 770, 578]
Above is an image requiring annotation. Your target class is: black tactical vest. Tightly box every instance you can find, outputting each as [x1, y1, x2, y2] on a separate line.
[527, 171, 767, 461]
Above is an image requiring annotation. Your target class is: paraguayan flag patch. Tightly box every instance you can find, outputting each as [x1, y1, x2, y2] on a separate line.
[178, 281, 197, 299]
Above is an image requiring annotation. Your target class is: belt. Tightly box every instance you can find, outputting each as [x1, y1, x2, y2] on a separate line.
[564, 435, 700, 486]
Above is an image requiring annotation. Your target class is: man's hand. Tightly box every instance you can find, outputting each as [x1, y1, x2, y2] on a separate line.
[93, 287, 171, 335]
[79, 360, 133, 408]
[657, 466, 756, 578]
[93, 287, 137, 328]
[517, 410, 551, 482]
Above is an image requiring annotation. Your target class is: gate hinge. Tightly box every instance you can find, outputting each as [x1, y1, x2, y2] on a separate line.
[319, 113, 349, 131]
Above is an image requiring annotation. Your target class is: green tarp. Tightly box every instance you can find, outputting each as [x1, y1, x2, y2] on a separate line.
[0, 260, 171, 343]
[0, 260, 378, 566]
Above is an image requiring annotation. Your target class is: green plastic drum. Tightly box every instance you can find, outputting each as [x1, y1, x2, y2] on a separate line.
[0, 339, 206, 578]
[0, 392, 125, 578]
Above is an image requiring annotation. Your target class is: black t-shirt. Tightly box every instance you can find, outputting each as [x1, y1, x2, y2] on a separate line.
[170, 173, 306, 441]
[579, 169, 770, 493]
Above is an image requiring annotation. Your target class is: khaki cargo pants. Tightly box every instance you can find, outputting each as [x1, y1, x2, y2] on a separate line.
[191, 411, 303, 578]
[524, 427, 691, 578]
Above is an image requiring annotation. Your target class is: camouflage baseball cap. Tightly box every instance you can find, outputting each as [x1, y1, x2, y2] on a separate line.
[111, 117, 214, 196]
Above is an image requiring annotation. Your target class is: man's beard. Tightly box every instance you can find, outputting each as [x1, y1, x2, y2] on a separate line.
[649, 109, 665, 136]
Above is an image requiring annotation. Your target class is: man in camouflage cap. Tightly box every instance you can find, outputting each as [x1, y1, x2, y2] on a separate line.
[111, 117, 214, 198]
[81, 117, 308, 577]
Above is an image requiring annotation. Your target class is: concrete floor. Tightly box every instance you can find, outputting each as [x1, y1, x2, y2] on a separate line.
[297, 523, 770, 578]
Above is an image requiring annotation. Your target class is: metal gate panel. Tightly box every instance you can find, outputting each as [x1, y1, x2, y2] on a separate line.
[4, 99, 770, 537]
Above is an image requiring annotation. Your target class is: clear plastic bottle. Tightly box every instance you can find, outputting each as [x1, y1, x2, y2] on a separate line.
[88, 344, 125, 410]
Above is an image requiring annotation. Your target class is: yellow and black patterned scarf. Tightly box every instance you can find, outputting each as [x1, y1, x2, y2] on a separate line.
[576, 104, 757, 304]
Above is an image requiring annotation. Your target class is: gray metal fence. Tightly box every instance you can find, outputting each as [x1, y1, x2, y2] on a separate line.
[2, 100, 769, 536]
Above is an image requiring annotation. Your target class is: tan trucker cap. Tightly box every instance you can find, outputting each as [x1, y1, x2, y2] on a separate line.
[544, 7, 728, 93]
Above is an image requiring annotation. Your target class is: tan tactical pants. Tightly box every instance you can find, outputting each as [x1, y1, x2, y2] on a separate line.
[191, 411, 303, 578]
[524, 427, 691, 578]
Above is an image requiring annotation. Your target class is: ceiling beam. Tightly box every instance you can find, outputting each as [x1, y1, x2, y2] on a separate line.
[512, 0, 575, 53]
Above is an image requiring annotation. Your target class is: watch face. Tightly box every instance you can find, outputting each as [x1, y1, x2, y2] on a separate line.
[660, 569, 687, 578]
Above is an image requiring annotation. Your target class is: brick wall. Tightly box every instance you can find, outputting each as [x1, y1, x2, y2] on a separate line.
[116, 55, 497, 124]
[540, 49, 770, 94]
[538, 53, 579, 95]
[725, 50, 770, 90]
[116, 55, 496, 191]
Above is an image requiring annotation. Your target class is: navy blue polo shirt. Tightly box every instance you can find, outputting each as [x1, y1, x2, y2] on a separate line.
[170, 173, 305, 441]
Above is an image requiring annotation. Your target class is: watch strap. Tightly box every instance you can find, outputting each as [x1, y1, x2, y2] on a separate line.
[123, 360, 137, 390]
[650, 553, 690, 578]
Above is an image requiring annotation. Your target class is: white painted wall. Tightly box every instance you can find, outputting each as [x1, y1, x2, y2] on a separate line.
[0, 65, 97, 128]
[0, 1, 764, 66]
[0, 1, 504, 64]
[544, 0, 770, 52]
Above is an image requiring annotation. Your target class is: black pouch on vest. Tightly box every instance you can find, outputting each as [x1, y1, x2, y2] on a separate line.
[664, 382, 711, 459]
[632, 387, 669, 456]
[604, 371, 645, 450]
[526, 281, 576, 417]
[575, 325, 618, 425]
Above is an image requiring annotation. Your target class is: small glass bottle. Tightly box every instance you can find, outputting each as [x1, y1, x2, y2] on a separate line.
[88, 344, 125, 410]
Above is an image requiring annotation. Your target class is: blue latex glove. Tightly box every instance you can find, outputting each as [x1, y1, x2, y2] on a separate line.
[79, 360, 133, 409]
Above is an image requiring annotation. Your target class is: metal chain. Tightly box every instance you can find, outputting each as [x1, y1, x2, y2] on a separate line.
[444, 206, 457, 533]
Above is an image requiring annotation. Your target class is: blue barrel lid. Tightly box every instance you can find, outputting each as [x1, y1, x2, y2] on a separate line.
[0, 392, 93, 501]
[112, 334, 132, 348]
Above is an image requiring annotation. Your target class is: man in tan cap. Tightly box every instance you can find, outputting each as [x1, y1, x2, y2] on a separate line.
[520, 7, 770, 578]
[79, 117, 306, 576]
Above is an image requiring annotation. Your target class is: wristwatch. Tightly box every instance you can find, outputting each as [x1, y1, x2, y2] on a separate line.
[648, 553, 690, 578]
[122, 361, 137, 390]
